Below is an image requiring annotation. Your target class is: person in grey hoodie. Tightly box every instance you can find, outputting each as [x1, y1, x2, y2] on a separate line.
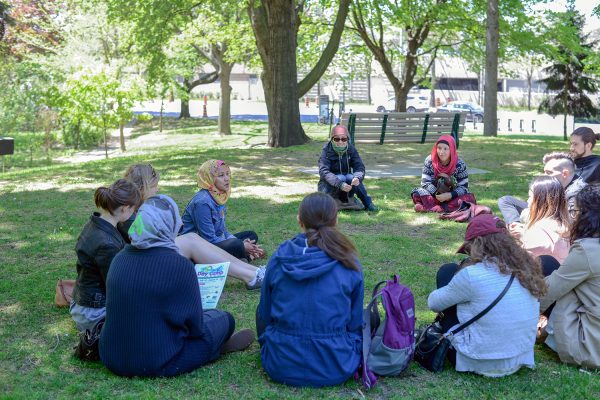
[318, 125, 378, 212]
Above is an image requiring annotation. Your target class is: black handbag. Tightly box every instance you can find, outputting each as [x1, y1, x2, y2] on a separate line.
[414, 273, 515, 372]
[73, 319, 104, 361]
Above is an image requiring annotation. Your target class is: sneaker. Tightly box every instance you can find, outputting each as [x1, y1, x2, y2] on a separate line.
[245, 265, 266, 290]
[366, 203, 379, 212]
[220, 329, 255, 354]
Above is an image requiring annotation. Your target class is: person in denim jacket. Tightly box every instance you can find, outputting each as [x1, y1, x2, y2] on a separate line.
[181, 160, 265, 262]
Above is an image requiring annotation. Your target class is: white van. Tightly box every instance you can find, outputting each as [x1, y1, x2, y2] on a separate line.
[375, 94, 430, 113]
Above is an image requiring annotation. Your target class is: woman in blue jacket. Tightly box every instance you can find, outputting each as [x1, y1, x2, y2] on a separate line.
[256, 192, 364, 387]
[181, 160, 265, 262]
[318, 125, 378, 211]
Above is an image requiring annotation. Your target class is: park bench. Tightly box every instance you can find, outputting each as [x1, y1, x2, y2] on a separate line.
[341, 112, 466, 147]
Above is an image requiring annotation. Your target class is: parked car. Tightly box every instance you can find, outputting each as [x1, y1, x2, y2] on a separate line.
[376, 95, 430, 113]
[436, 101, 484, 122]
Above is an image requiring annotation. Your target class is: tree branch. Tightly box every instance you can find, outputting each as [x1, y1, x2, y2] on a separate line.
[297, 0, 351, 96]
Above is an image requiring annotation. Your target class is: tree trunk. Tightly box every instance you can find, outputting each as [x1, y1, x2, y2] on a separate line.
[430, 60, 436, 108]
[563, 91, 568, 140]
[483, 0, 499, 136]
[180, 98, 191, 119]
[218, 62, 233, 135]
[249, 0, 308, 147]
[526, 67, 533, 111]
[249, 0, 348, 147]
[160, 98, 164, 133]
[119, 122, 126, 151]
[266, 0, 305, 147]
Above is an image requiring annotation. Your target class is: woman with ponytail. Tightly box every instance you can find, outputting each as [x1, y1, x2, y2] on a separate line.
[71, 179, 141, 332]
[256, 192, 364, 387]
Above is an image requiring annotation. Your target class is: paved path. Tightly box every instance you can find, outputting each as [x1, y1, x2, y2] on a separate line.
[299, 165, 488, 178]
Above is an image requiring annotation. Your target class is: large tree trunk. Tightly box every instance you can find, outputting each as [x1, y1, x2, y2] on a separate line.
[266, 0, 304, 147]
[249, 0, 349, 147]
[483, 0, 499, 136]
[249, 0, 307, 147]
[219, 62, 233, 135]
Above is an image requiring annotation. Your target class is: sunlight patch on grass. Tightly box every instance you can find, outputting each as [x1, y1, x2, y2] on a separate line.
[0, 302, 22, 316]
[233, 181, 315, 202]
[407, 215, 438, 226]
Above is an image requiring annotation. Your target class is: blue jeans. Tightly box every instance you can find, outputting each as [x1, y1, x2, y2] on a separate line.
[318, 174, 373, 207]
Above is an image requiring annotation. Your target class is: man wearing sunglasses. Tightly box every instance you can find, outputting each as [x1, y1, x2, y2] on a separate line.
[317, 125, 378, 212]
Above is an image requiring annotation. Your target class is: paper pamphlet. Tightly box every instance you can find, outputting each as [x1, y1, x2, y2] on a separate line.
[195, 262, 230, 309]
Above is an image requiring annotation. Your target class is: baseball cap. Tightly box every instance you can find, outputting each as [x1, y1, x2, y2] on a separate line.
[457, 214, 506, 254]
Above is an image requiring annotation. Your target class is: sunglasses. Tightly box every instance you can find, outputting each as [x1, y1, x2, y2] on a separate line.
[332, 137, 348, 143]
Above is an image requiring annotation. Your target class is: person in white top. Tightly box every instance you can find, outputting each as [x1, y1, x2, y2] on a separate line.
[428, 214, 547, 377]
[509, 176, 570, 263]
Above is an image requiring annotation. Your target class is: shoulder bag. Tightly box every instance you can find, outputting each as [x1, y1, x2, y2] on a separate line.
[414, 273, 515, 372]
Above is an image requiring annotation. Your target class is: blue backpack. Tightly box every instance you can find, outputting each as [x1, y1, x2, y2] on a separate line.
[358, 275, 416, 388]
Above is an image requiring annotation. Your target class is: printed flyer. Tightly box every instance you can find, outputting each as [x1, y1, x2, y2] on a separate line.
[195, 262, 230, 309]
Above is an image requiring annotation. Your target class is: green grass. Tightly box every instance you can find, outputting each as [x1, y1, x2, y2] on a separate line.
[1, 120, 598, 399]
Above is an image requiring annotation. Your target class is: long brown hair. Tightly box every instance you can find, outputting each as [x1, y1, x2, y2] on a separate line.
[298, 192, 360, 271]
[124, 164, 160, 201]
[527, 175, 569, 229]
[467, 221, 547, 298]
[94, 179, 142, 215]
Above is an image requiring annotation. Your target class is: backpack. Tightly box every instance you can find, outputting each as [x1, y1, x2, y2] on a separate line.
[358, 275, 416, 388]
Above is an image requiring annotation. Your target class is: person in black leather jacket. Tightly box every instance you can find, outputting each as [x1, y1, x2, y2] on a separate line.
[317, 125, 378, 212]
[70, 179, 141, 332]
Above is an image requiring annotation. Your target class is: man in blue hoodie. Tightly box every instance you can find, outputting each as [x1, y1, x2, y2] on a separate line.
[317, 125, 378, 212]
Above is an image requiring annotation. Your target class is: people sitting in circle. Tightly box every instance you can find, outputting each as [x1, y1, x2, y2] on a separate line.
[317, 125, 378, 212]
[508, 176, 570, 263]
[428, 214, 546, 377]
[411, 135, 475, 213]
[181, 160, 266, 263]
[122, 163, 265, 290]
[498, 152, 586, 224]
[99, 195, 255, 377]
[570, 127, 600, 184]
[539, 184, 600, 369]
[256, 192, 364, 387]
[71, 179, 141, 333]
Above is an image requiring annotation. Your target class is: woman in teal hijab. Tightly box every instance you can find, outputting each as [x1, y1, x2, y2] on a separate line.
[317, 125, 378, 212]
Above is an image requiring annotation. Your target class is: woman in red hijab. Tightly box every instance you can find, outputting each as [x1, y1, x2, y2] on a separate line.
[411, 135, 476, 213]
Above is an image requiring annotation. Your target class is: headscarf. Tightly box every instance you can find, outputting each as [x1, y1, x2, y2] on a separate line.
[197, 160, 230, 205]
[128, 194, 182, 252]
[431, 135, 458, 178]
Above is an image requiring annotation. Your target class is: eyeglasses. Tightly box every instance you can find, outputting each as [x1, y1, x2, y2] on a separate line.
[332, 137, 348, 143]
[569, 208, 580, 218]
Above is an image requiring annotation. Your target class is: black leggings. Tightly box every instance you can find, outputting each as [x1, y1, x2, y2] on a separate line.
[214, 231, 258, 260]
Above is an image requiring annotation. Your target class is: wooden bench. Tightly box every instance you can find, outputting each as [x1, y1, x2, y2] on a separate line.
[341, 112, 466, 147]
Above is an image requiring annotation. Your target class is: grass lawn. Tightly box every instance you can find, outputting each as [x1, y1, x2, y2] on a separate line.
[1, 119, 598, 399]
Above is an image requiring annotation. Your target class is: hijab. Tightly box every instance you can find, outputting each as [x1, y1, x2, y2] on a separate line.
[197, 159, 231, 205]
[431, 135, 458, 178]
[128, 194, 182, 252]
